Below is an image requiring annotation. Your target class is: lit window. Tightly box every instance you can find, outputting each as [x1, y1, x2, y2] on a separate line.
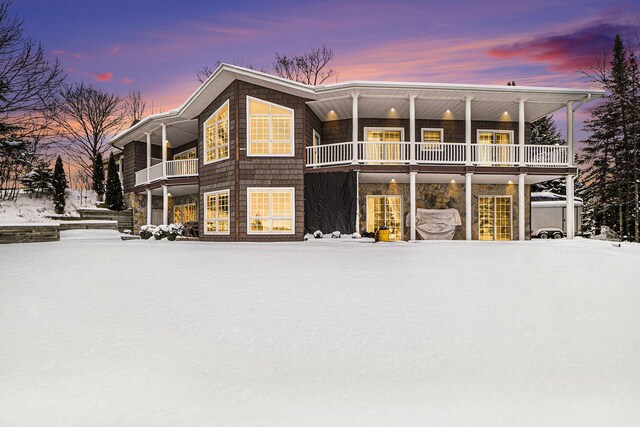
[421, 128, 444, 151]
[204, 190, 230, 234]
[366, 195, 402, 241]
[247, 188, 294, 234]
[173, 203, 197, 223]
[364, 127, 404, 162]
[478, 196, 512, 241]
[174, 149, 196, 160]
[203, 101, 229, 164]
[247, 97, 294, 156]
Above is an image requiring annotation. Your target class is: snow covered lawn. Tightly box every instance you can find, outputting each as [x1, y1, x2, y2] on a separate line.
[1, 234, 640, 426]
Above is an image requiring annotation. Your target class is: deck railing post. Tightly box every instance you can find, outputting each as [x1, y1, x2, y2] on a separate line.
[567, 101, 574, 166]
[161, 123, 167, 178]
[465, 97, 472, 165]
[146, 132, 152, 183]
[352, 93, 359, 164]
[519, 99, 526, 166]
[409, 94, 416, 165]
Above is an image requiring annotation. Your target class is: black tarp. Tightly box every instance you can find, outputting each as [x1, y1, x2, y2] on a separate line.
[304, 171, 357, 234]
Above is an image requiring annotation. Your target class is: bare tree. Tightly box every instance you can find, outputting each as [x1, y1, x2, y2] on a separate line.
[124, 90, 147, 126]
[0, 1, 64, 145]
[197, 59, 266, 83]
[51, 83, 125, 180]
[273, 44, 336, 85]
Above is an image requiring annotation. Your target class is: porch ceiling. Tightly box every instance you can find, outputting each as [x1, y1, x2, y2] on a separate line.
[307, 86, 600, 123]
[147, 184, 198, 197]
[359, 172, 564, 185]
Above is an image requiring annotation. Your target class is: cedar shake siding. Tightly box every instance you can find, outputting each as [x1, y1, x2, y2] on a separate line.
[235, 81, 308, 242]
[122, 141, 162, 193]
[197, 80, 310, 241]
[320, 119, 531, 144]
[198, 81, 237, 242]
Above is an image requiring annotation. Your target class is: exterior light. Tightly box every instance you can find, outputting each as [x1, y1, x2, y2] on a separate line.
[450, 179, 456, 183]
[390, 178, 396, 183]
[507, 180, 513, 184]
[167, 192, 172, 197]
[504, 111, 509, 115]
[446, 109, 451, 113]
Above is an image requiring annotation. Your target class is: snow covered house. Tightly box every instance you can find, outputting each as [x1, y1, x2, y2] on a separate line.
[109, 64, 603, 241]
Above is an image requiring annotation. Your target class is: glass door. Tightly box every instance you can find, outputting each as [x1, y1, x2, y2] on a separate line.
[478, 196, 512, 241]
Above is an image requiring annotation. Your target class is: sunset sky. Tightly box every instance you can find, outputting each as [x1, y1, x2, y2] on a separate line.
[13, 0, 640, 137]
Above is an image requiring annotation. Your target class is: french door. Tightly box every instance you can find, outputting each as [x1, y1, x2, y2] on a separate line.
[477, 130, 513, 165]
[478, 196, 512, 240]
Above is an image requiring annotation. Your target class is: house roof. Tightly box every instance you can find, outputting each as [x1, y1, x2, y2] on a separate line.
[110, 63, 605, 148]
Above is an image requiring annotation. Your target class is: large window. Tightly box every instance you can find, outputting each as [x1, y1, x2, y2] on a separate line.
[203, 101, 229, 164]
[173, 203, 197, 223]
[478, 196, 512, 241]
[247, 96, 294, 156]
[247, 188, 295, 234]
[204, 190, 230, 235]
[366, 195, 403, 241]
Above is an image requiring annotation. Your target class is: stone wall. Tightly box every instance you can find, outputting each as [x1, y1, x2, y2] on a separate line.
[358, 182, 530, 240]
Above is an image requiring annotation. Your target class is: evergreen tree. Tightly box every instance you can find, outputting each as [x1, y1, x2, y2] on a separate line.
[530, 115, 566, 193]
[92, 152, 105, 200]
[52, 155, 67, 214]
[580, 34, 640, 240]
[104, 152, 124, 211]
[20, 162, 52, 198]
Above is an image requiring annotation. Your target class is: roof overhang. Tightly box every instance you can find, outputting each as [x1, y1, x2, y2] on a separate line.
[111, 64, 605, 148]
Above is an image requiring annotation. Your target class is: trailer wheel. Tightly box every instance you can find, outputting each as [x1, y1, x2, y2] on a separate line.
[539, 231, 549, 239]
[552, 231, 563, 239]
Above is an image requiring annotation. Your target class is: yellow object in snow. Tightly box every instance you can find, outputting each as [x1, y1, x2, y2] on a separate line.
[378, 228, 390, 242]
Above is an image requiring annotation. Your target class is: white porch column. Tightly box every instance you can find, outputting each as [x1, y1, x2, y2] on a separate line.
[567, 101, 574, 166]
[518, 99, 526, 166]
[465, 97, 472, 165]
[351, 93, 359, 164]
[409, 172, 417, 241]
[518, 173, 526, 240]
[465, 172, 472, 240]
[145, 132, 151, 182]
[409, 95, 417, 165]
[566, 174, 575, 239]
[161, 123, 168, 177]
[162, 185, 169, 225]
[146, 189, 152, 225]
[355, 171, 360, 234]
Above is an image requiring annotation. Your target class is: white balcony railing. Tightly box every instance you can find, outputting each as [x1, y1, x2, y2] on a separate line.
[305, 142, 569, 168]
[135, 158, 199, 186]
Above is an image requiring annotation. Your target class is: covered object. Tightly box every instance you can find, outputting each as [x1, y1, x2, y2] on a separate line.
[407, 208, 462, 240]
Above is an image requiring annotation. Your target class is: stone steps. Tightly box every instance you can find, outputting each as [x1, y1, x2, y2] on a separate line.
[58, 220, 119, 231]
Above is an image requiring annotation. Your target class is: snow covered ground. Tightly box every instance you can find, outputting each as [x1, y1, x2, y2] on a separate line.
[0, 189, 98, 224]
[1, 234, 640, 426]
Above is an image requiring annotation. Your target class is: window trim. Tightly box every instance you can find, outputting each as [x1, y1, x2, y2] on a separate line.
[173, 148, 196, 160]
[246, 96, 295, 157]
[247, 187, 296, 235]
[203, 189, 230, 235]
[477, 195, 513, 241]
[363, 127, 405, 142]
[203, 100, 230, 165]
[476, 129, 514, 144]
[420, 127, 444, 151]
[366, 194, 403, 240]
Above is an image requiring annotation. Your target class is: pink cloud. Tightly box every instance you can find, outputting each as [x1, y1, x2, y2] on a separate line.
[121, 77, 134, 84]
[487, 21, 640, 72]
[93, 72, 113, 82]
[110, 45, 122, 55]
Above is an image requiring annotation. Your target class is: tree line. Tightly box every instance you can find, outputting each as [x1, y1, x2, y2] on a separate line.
[580, 34, 640, 241]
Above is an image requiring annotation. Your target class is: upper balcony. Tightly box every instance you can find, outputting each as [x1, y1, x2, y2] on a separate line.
[306, 141, 568, 168]
[135, 158, 199, 186]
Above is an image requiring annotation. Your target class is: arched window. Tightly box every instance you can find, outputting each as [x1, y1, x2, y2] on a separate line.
[247, 96, 294, 156]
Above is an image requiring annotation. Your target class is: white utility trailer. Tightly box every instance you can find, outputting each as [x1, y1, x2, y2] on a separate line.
[531, 192, 583, 238]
